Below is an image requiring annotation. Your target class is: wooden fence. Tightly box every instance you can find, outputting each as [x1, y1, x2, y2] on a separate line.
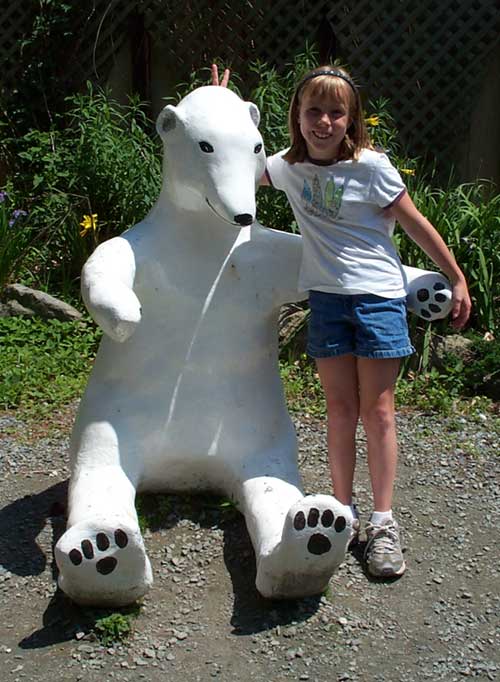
[1, 0, 499, 167]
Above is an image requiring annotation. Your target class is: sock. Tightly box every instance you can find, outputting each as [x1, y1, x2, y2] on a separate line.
[370, 509, 393, 525]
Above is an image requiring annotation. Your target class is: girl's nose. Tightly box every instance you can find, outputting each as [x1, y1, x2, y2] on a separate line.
[318, 112, 332, 126]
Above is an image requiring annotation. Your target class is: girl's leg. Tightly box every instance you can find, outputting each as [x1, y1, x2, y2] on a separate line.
[357, 357, 400, 512]
[315, 354, 360, 505]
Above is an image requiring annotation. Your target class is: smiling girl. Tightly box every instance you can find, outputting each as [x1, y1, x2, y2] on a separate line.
[214, 64, 471, 578]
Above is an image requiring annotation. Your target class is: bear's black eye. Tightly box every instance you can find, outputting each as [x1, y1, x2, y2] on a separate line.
[254, 143, 262, 154]
[199, 141, 214, 153]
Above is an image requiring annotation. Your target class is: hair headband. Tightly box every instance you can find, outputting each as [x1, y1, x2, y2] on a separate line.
[297, 69, 357, 95]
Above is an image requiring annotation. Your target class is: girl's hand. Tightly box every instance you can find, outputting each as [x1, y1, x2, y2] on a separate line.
[450, 278, 472, 330]
[211, 64, 230, 87]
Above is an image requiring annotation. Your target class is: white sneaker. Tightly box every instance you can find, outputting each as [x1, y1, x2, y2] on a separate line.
[364, 518, 406, 577]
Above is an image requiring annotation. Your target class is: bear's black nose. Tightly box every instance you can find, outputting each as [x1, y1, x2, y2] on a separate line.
[234, 214, 253, 226]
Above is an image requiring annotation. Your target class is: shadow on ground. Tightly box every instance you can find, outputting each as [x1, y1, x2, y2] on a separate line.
[5, 487, 321, 648]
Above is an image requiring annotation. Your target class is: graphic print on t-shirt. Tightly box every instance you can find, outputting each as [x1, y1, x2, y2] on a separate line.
[301, 173, 344, 219]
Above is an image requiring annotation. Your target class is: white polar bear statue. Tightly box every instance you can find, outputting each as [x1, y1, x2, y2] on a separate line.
[54, 85, 452, 607]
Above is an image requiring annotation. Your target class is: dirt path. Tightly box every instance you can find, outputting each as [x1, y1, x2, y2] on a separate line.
[0, 408, 499, 681]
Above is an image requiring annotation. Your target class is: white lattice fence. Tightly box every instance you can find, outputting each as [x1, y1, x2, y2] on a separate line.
[1, 0, 499, 162]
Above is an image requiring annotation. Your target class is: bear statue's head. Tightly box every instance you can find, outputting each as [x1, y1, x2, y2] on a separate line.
[156, 86, 265, 226]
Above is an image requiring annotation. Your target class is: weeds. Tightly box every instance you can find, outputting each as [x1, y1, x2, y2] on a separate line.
[0, 316, 101, 416]
[90, 605, 141, 646]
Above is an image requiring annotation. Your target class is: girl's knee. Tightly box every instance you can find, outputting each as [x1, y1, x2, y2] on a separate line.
[360, 402, 395, 435]
[326, 396, 359, 425]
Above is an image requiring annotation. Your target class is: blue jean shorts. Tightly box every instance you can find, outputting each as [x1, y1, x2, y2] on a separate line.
[307, 291, 416, 359]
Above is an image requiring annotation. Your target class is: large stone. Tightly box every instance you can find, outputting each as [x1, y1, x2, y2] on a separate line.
[3, 284, 82, 321]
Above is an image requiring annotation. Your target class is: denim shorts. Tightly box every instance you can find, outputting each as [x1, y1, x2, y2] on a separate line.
[307, 290, 416, 359]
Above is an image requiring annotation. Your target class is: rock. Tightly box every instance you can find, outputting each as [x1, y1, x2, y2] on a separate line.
[278, 302, 309, 354]
[2, 283, 82, 321]
[431, 334, 474, 368]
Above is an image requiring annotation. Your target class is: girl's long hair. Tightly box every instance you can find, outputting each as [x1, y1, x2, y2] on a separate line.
[283, 65, 372, 164]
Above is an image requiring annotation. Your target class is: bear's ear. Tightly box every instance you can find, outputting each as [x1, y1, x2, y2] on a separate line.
[156, 105, 180, 139]
[247, 102, 260, 128]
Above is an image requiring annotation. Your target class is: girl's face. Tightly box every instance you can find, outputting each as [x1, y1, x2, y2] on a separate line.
[298, 91, 351, 162]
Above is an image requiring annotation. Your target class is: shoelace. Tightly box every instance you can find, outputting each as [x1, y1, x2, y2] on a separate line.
[365, 523, 400, 555]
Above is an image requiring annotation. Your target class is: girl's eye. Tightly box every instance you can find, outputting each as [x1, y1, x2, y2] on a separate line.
[199, 141, 214, 153]
[254, 143, 262, 154]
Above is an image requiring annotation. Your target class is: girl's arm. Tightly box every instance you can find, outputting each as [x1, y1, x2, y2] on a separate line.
[388, 192, 472, 329]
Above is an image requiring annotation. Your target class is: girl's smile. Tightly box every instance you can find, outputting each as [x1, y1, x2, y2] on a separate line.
[298, 92, 351, 162]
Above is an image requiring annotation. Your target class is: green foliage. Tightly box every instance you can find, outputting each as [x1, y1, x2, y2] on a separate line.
[0, 191, 44, 289]
[0, 316, 101, 415]
[280, 354, 326, 416]
[93, 612, 133, 646]
[395, 181, 500, 333]
[2, 84, 161, 293]
[438, 332, 500, 400]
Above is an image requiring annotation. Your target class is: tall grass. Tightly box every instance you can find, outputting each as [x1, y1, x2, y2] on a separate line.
[395, 180, 499, 332]
[1, 83, 161, 294]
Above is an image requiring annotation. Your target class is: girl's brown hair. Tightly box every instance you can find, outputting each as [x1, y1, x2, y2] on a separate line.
[283, 65, 372, 164]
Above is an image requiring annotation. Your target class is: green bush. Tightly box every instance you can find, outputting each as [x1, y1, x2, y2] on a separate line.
[394, 180, 500, 333]
[2, 84, 161, 293]
[0, 191, 44, 289]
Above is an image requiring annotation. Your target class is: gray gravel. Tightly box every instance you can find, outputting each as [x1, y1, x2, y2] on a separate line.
[0, 407, 499, 681]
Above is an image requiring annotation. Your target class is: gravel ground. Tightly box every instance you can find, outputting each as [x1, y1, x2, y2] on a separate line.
[0, 406, 499, 682]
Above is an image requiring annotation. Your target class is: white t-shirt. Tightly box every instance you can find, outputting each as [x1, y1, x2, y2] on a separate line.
[266, 148, 407, 297]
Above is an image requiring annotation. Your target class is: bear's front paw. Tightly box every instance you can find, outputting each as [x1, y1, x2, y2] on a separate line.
[55, 518, 152, 606]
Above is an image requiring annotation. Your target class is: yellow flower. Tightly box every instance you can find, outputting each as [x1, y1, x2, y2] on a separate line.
[400, 168, 416, 176]
[365, 115, 379, 126]
[80, 213, 98, 237]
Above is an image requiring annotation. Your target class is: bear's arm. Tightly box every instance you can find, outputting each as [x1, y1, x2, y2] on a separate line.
[260, 228, 307, 306]
[81, 236, 142, 343]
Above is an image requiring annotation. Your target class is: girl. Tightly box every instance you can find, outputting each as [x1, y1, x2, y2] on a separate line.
[212, 64, 471, 578]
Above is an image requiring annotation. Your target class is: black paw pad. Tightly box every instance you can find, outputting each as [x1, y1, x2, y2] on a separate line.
[115, 529, 128, 548]
[307, 507, 320, 527]
[307, 533, 332, 555]
[96, 557, 118, 575]
[96, 533, 110, 551]
[417, 288, 429, 302]
[334, 515, 346, 532]
[293, 511, 306, 530]
[81, 539, 94, 560]
[69, 549, 83, 566]
[321, 509, 334, 527]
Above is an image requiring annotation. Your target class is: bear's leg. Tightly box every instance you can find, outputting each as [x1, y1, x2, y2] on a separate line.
[55, 464, 152, 606]
[236, 476, 352, 599]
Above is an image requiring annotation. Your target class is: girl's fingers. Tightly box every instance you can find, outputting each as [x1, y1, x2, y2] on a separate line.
[211, 64, 220, 85]
[211, 64, 230, 87]
[220, 68, 230, 87]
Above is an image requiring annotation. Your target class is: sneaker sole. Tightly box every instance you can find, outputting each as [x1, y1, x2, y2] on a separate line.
[367, 559, 406, 578]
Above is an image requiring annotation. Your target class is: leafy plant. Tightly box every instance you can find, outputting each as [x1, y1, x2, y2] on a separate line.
[280, 354, 326, 416]
[2, 84, 162, 294]
[93, 612, 133, 646]
[0, 191, 40, 289]
[0, 316, 101, 415]
[394, 181, 500, 333]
